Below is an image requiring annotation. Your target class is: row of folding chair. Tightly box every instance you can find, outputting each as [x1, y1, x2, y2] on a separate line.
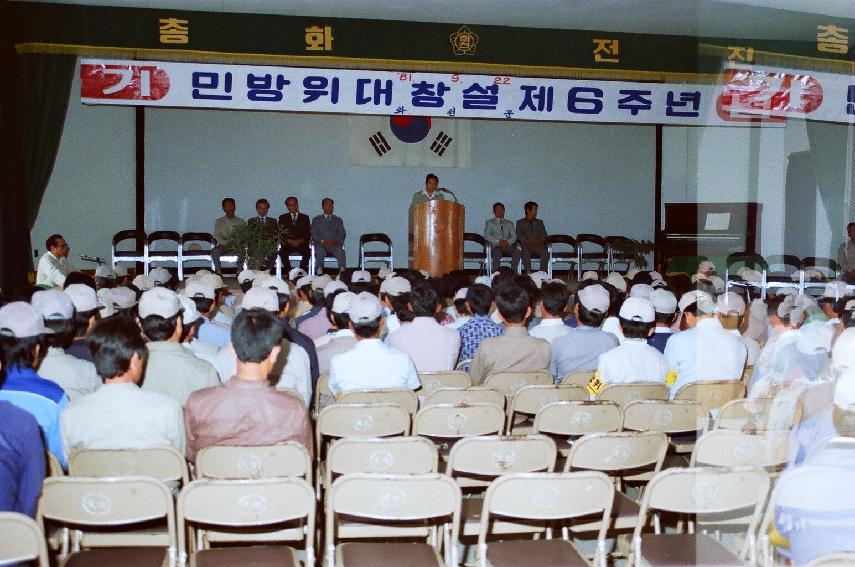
[722, 252, 848, 299]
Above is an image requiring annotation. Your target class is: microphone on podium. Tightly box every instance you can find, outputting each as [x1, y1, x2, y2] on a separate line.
[438, 187, 459, 202]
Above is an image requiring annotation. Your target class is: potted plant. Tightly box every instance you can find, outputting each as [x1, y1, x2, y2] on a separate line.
[223, 223, 288, 270]
[608, 238, 655, 270]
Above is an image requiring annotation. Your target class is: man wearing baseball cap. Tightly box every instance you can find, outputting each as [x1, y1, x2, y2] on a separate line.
[31, 289, 101, 401]
[138, 288, 219, 407]
[0, 302, 69, 469]
[648, 288, 678, 354]
[184, 278, 230, 349]
[664, 290, 747, 397]
[715, 292, 761, 366]
[328, 292, 419, 396]
[315, 291, 358, 375]
[595, 297, 668, 386]
[748, 294, 806, 397]
[64, 283, 101, 363]
[60, 316, 185, 458]
[379, 276, 412, 337]
[550, 281, 619, 383]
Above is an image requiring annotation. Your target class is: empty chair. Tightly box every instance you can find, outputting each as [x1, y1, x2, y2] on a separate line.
[577, 233, 609, 274]
[725, 252, 769, 296]
[276, 242, 317, 279]
[560, 370, 596, 387]
[622, 400, 706, 454]
[111, 229, 147, 273]
[316, 403, 410, 461]
[463, 232, 492, 273]
[324, 436, 438, 490]
[337, 388, 419, 415]
[477, 471, 614, 567]
[414, 403, 505, 443]
[37, 476, 176, 564]
[690, 429, 788, 472]
[325, 473, 462, 567]
[424, 386, 506, 410]
[68, 446, 189, 486]
[359, 233, 393, 269]
[803, 256, 840, 289]
[506, 384, 588, 435]
[0, 512, 48, 567]
[195, 442, 312, 482]
[766, 254, 803, 294]
[177, 477, 315, 566]
[597, 383, 669, 407]
[546, 234, 578, 279]
[630, 467, 770, 567]
[419, 371, 472, 396]
[146, 230, 181, 275]
[179, 232, 217, 277]
[483, 370, 553, 401]
[534, 400, 623, 457]
[674, 380, 746, 414]
[715, 397, 796, 431]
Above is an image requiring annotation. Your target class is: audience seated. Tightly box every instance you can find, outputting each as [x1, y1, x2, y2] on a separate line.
[379, 275, 412, 336]
[648, 288, 677, 353]
[184, 277, 230, 349]
[315, 291, 358, 375]
[596, 297, 668, 384]
[529, 281, 571, 344]
[716, 292, 761, 366]
[295, 274, 331, 335]
[63, 283, 101, 362]
[457, 283, 503, 371]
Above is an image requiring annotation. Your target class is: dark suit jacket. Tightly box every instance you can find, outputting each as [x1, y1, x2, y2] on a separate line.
[247, 216, 279, 239]
[278, 212, 311, 242]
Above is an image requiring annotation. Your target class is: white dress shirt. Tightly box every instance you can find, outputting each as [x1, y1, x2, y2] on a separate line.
[38, 347, 101, 400]
[597, 338, 668, 384]
[529, 318, 572, 345]
[385, 317, 461, 372]
[328, 339, 420, 395]
[664, 317, 747, 398]
[36, 251, 74, 288]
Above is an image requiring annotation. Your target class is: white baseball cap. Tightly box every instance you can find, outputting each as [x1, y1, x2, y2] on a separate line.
[577, 284, 610, 313]
[418, 269, 429, 278]
[259, 276, 290, 296]
[296, 274, 314, 289]
[0, 302, 53, 338]
[650, 289, 677, 314]
[149, 267, 172, 285]
[132, 274, 155, 291]
[604, 272, 627, 293]
[31, 289, 75, 321]
[649, 271, 663, 281]
[183, 279, 215, 300]
[202, 273, 225, 290]
[708, 275, 726, 294]
[109, 287, 138, 310]
[379, 276, 411, 297]
[823, 281, 848, 300]
[453, 287, 469, 301]
[650, 279, 668, 289]
[241, 287, 279, 312]
[581, 271, 598, 281]
[288, 268, 307, 282]
[324, 280, 349, 297]
[348, 291, 384, 323]
[332, 291, 357, 314]
[237, 269, 257, 284]
[698, 260, 716, 273]
[678, 290, 716, 314]
[178, 294, 200, 325]
[311, 274, 333, 292]
[796, 321, 833, 356]
[716, 292, 746, 316]
[378, 267, 394, 280]
[474, 275, 492, 286]
[113, 265, 128, 277]
[95, 265, 117, 279]
[629, 283, 653, 299]
[529, 271, 549, 289]
[619, 297, 655, 323]
[737, 267, 763, 283]
[97, 288, 116, 318]
[351, 270, 371, 284]
[138, 287, 182, 319]
[65, 284, 99, 312]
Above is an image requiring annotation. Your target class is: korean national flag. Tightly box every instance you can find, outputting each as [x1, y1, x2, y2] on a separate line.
[348, 115, 471, 168]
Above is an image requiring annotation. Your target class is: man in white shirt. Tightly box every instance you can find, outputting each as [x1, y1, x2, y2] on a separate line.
[648, 288, 677, 354]
[664, 290, 747, 397]
[715, 292, 761, 365]
[530, 281, 571, 344]
[60, 316, 185, 459]
[211, 197, 245, 274]
[329, 292, 420, 395]
[315, 291, 358, 375]
[36, 234, 75, 288]
[596, 297, 668, 385]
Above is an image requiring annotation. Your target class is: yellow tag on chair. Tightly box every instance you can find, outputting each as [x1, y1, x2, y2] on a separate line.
[587, 373, 606, 397]
[665, 370, 678, 386]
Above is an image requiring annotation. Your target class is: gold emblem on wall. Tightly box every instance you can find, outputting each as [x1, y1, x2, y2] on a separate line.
[450, 26, 479, 55]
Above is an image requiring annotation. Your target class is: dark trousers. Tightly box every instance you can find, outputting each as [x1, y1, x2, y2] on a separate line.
[279, 242, 310, 271]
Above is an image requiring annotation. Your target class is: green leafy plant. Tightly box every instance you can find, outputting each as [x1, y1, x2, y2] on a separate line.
[609, 238, 655, 269]
[224, 222, 289, 270]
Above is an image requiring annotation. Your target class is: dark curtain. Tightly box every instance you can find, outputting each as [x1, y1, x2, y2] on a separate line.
[19, 53, 77, 270]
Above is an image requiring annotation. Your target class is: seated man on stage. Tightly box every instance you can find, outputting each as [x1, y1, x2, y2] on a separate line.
[411, 173, 445, 205]
[837, 222, 855, 283]
[211, 197, 245, 274]
[310, 197, 346, 274]
[278, 196, 311, 272]
[515, 201, 548, 274]
[484, 202, 520, 271]
[247, 198, 279, 270]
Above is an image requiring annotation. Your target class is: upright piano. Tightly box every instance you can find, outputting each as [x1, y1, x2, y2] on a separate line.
[659, 202, 760, 266]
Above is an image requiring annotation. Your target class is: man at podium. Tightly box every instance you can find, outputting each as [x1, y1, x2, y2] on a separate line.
[411, 173, 445, 206]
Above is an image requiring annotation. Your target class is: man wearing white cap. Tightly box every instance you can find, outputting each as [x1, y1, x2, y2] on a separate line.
[748, 295, 805, 397]
[0, 302, 70, 469]
[648, 288, 677, 354]
[64, 283, 101, 363]
[529, 282, 571, 345]
[296, 276, 335, 340]
[60, 316, 185, 459]
[185, 278, 231, 349]
[379, 276, 412, 337]
[31, 290, 101, 401]
[294, 274, 331, 333]
[819, 281, 848, 327]
[664, 290, 747, 397]
[149, 267, 172, 289]
[137, 288, 219, 407]
[315, 292, 358, 374]
[328, 292, 420, 396]
[595, 297, 668, 386]
[445, 287, 471, 330]
[94, 265, 117, 289]
[36, 234, 76, 288]
[550, 282, 619, 383]
[716, 292, 760, 366]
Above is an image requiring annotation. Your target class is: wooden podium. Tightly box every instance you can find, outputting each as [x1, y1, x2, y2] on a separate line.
[409, 200, 465, 277]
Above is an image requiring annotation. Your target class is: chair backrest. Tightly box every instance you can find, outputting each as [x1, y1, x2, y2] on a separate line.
[112, 229, 147, 248]
[326, 473, 462, 565]
[180, 232, 216, 246]
[565, 431, 669, 479]
[178, 478, 315, 563]
[424, 386, 505, 410]
[37, 476, 176, 551]
[510, 384, 588, 416]
[577, 233, 607, 249]
[316, 403, 410, 457]
[534, 400, 623, 436]
[313, 371, 331, 415]
[446, 435, 557, 481]
[414, 403, 505, 439]
[479, 472, 614, 552]
[690, 430, 788, 470]
[715, 397, 781, 431]
[147, 230, 181, 244]
[0, 512, 48, 567]
[418, 371, 472, 395]
[47, 451, 64, 477]
[195, 442, 312, 481]
[337, 388, 419, 414]
[560, 370, 596, 387]
[766, 254, 802, 274]
[463, 232, 488, 248]
[806, 553, 855, 566]
[802, 256, 839, 277]
[547, 234, 577, 249]
[597, 383, 669, 406]
[622, 400, 706, 434]
[674, 380, 747, 413]
[359, 233, 392, 246]
[484, 370, 553, 399]
[68, 446, 189, 485]
[726, 252, 769, 272]
[325, 436, 438, 488]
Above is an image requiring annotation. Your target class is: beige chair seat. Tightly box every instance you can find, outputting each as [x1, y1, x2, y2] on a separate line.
[63, 547, 168, 567]
[485, 539, 588, 567]
[638, 533, 743, 566]
[194, 545, 299, 567]
[337, 542, 443, 566]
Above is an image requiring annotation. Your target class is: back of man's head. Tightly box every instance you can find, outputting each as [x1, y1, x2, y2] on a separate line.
[87, 316, 147, 381]
[496, 286, 530, 324]
[410, 280, 440, 317]
[231, 308, 283, 363]
[540, 282, 569, 317]
[466, 284, 493, 316]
